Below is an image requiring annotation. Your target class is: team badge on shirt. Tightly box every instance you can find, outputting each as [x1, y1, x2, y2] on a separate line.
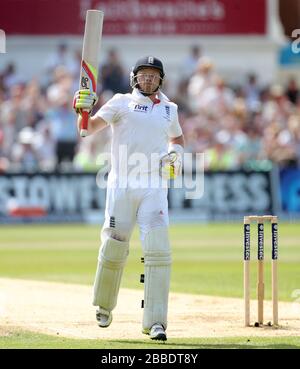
[163, 105, 171, 121]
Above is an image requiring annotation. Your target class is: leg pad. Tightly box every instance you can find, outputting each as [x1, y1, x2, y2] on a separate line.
[93, 237, 129, 311]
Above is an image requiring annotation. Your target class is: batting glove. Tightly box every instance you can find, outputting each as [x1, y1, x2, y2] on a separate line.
[160, 144, 184, 180]
[73, 90, 98, 115]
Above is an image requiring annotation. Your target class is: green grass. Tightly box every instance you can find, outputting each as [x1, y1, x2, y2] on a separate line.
[0, 223, 299, 300]
[1, 330, 300, 349]
[0, 223, 299, 349]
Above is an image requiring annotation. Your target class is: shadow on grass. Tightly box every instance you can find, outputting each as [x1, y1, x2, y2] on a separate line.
[109, 339, 300, 349]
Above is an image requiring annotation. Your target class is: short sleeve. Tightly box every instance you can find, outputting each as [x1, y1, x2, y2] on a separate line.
[95, 93, 123, 125]
[167, 105, 183, 138]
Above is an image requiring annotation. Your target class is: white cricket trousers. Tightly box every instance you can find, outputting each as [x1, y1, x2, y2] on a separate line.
[93, 185, 171, 330]
[102, 186, 169, 242]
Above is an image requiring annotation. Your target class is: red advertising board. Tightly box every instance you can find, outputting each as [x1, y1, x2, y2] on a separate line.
[0, 0, 266, 36]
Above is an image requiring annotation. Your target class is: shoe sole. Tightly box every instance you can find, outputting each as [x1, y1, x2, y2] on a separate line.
[150, 333, 167, 341]
[98, 322, 111, 328]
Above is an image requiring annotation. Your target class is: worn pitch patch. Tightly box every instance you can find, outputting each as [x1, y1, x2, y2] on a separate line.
[0, 278, 299, 340]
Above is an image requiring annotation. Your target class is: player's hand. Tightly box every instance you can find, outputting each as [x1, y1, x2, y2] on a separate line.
[159, 151, 182, 180]
[73, 90, 98, 115]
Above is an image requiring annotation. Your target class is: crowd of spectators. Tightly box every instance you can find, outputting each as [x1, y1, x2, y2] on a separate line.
[1, 43, 300, 173]
[176, 46, 300, 171]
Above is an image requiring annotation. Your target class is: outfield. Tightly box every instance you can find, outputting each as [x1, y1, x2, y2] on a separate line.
[0, 223, 300, 348]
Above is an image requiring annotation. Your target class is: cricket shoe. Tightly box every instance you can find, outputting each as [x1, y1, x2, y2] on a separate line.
[149, 323, 167, 341]
[96, 307, 112, 328]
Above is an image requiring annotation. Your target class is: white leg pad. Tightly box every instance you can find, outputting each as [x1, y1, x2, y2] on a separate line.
[142, 227, 171, 332]
[93, 237, 129, 311]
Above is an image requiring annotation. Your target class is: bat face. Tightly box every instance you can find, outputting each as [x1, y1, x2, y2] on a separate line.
[79, 10, 104, 137]
[80, 10, 103, 93]
[80, 60, 97, 94]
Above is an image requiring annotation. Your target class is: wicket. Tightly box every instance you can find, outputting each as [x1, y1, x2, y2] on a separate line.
[243, 215, 278, 327]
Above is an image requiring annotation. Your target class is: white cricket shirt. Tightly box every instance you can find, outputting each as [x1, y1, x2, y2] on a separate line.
[96, 88, 182, 186]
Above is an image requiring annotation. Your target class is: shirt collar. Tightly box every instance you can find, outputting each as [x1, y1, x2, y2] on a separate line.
[132, 88, 169, 103]
[132, 88, 151, 102]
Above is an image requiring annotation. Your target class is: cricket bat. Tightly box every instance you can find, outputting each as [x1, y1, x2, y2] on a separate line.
[79, 10, 104, 137]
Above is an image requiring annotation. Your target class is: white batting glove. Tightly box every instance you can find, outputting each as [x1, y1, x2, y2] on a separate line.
[73, 90, 98, 115]
[160, 144, 184, 180]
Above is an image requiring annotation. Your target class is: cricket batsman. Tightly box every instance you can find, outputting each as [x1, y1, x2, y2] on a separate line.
[73, 56, 184, 341]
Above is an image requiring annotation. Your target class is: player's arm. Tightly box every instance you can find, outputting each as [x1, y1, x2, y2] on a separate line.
[77, 114, 107, 135]
[167, 104, 184, 154]
[169, 134, 185, 149]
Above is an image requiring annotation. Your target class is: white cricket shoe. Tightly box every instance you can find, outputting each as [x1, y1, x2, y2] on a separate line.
[96, 307, 112, 328]
[149, 323, 167, 341]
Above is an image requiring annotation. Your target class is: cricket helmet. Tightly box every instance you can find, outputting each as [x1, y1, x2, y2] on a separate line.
[130, 56, 165, 92]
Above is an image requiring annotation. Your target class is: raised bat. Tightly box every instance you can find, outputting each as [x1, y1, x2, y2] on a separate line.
[79, 10, 104, 137]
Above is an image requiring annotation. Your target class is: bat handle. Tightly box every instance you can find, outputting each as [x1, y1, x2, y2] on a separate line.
[80, 110, 89, 137]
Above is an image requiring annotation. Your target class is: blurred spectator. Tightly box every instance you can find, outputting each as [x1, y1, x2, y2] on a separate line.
[181, 45, 202, 79]
[204, 131, 238, 170]
[71, 49, 82, 91]
[11, 127, 40, 171]
[92, 89, 114, 117]
[47, 66, 73, 106]
[187, 57, 216, 113]
[262, 84, 292, 126]
[0, 129, 9, 173]
[285, 78, 299, 105]
[263, 120, 298, 167]
[197, 76, 235, 118]
[100, 49, 129, 94]
[34, 123, 57, 170]
[45, 42, 77, 84]
[74, 129, 111, 172]
[1, 63, 19, 89]
[0, 73, 5, 93]
[243, 73, 261, 112]
[46, 91, 78, 165]
[1, 84, 27, 132]
[23, 79, 47, 128]
[238, 126, 271, 170]
[288, 115, 300, 166]
[171, 79, 192, 116]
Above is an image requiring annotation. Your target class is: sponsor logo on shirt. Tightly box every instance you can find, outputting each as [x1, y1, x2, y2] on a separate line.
[134, 104, 148, 112]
